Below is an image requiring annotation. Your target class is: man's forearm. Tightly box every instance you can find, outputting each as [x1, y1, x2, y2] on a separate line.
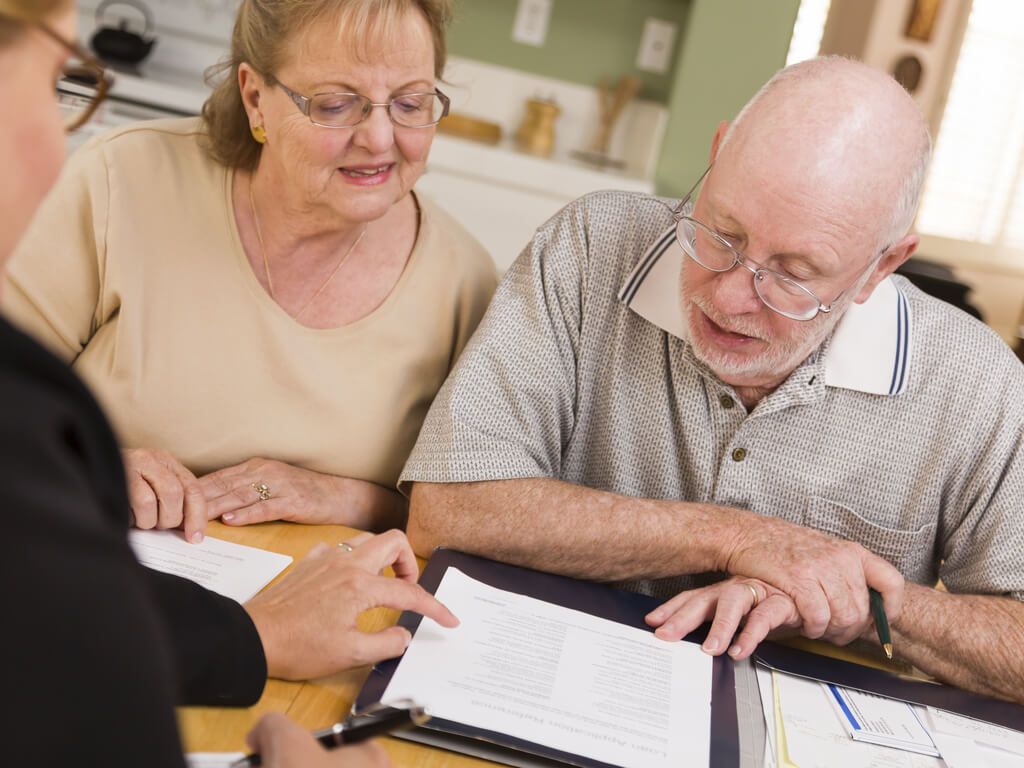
[887, 583, 1024, 703]
[409, 478, 748, 581]
[341, 478, 408, 532]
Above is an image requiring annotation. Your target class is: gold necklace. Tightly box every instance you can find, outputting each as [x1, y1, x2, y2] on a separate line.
[248, 175, 368, 320]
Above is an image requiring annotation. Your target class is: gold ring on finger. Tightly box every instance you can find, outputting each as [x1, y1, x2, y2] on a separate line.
[251, 481, 271, 502]
[337, 542, 355, 553]
[742, 582, 761, 607]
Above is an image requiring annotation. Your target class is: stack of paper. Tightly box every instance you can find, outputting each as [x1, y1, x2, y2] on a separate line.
[924, 707, 1024, 767]
[381, 568, 715, 768]
[757, 665, 1024, 768]
[762, 670, 943, 768]
[826, 684, 939, 756]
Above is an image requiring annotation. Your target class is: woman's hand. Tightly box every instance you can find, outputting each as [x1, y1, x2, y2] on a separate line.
[122, 448, 208, 543]
[244, 529, 458, 680]
[199, 458, 406, 530]
[645, 576, 802, 660]
[247, 712, 390, 768]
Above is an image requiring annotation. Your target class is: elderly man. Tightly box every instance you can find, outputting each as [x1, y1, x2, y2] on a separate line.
[401, 57, 1024, 702]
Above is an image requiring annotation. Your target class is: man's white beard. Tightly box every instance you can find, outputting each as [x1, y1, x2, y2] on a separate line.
[679, 283, 852, 385]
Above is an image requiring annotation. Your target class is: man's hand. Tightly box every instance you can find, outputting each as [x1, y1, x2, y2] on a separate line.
[122, 448, 207, 543]
[247, 712, 390, 768]
[646, 576, 802, 659]
[244, 530, 458, 680]
[722, 515, 905, 644]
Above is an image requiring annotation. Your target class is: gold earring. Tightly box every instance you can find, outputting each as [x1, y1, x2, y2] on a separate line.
[251, 125, 267, 144]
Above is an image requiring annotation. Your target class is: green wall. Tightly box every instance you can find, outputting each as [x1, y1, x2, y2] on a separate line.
[448, 0, 691, 103]
[447, 0, 801, 196]
[655, 0, 801, 196]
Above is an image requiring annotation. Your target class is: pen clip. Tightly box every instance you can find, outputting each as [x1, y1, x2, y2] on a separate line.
[348, 697, 424, 721]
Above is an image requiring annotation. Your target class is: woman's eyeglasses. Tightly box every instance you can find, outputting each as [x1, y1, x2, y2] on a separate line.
[35, 22, 113, 133]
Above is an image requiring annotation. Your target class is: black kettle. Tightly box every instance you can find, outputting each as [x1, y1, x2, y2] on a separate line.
[90, 0, 157, 66]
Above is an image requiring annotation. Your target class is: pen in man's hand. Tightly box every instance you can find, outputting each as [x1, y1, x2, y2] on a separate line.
[230, 703, 429, 767]
[869, 588, 893, 660]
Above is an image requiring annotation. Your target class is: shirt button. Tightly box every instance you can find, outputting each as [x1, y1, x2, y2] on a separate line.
[719, 394, 735, 409]
[731, 447, 747, 462]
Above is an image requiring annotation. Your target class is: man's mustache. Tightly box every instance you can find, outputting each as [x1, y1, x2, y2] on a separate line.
[688, 294, 769, 342]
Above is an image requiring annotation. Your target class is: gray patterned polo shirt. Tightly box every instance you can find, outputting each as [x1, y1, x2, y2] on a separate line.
[401, 191, 1024, 600]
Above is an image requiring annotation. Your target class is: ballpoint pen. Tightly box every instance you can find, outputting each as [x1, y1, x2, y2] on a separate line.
[869, 588, 893, 660]
[230, 702, 429, 767]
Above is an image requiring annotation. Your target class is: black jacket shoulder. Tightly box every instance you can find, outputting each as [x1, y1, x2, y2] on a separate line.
[0, 317, 265, 766]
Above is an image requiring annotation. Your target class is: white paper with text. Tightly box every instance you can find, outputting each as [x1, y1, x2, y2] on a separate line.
[382, 567, 713, 768]
[129, 529, 291, 603]
[826, 684, 939, 756]
[186, 753, 245, 768]
[774, 672, 944, 768]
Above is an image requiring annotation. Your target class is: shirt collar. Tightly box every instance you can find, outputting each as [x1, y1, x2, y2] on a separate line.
[618, 226, 912, 396]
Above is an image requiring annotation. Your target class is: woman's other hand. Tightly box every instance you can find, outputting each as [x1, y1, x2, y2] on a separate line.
[199, 458, 406, 530]
[247, 712, 390, 768]
[244, 529, 458, 680]
[122, 448, 208, 543]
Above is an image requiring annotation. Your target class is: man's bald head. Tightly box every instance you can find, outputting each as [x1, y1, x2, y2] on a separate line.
[717, 56, 931, 249]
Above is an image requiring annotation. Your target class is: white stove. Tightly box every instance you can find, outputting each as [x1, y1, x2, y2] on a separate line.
[62, 1, 233, 148]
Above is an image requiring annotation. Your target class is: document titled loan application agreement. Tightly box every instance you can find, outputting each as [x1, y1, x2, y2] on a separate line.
[382, 568, 713, 768]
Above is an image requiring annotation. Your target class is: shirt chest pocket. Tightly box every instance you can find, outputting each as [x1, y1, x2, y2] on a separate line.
[803, 496, 937, 582]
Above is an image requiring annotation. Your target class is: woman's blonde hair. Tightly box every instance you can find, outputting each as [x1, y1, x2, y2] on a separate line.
[0, 0, 71, 45]
[202, 0, 453, 171]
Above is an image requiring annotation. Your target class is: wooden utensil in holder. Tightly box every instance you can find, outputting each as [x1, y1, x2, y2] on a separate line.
[573, 75, 641, 169]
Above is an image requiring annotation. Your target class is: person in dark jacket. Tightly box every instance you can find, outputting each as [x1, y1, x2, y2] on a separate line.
[0, 2, 456, 765]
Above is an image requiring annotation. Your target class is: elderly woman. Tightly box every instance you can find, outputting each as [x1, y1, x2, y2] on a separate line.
[4, 0, 496, 543]
[2, 0, 462, 765]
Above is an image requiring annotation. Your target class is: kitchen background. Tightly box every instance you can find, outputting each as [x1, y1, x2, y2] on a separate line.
[65, 0, 1024, 351]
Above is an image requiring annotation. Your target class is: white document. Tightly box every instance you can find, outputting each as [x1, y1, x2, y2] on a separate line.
[826, 684, 939, 756]
[129, 529, 292, 603]
[186, 754, 245, 768]
[926, 707, 1024, 757]
[381, 568, 713, 768]
[927, 730, 1024, 768]
[924, 707, 1024, 767]
[773, 672, 945, 768]
[756, 664, 778, 761]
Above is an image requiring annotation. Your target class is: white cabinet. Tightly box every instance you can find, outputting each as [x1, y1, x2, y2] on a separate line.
[419, 134, 654, 271]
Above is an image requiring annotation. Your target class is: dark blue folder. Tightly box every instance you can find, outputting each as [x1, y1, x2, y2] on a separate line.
[355, 548, 741, 768]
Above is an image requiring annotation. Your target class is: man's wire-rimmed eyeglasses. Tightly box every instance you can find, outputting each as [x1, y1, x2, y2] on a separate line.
[671, 165, 887, 322]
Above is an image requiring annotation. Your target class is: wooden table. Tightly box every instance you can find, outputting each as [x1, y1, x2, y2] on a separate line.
[177, 520, 493, 766]
[179, 522, 908, 765]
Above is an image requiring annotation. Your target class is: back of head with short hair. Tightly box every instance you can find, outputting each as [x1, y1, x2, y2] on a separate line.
[202, 0, 454, 171]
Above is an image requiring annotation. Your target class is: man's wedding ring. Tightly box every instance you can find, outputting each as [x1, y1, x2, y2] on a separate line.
[742, 582, 762, 607]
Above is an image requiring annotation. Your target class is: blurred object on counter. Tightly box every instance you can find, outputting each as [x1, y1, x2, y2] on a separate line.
[90, 0, 157, 68]
[437, 113, 502, 145]
[515, 97, 560, 157]
[572, 75, 640, 169]
[896, 257, 983, 320]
